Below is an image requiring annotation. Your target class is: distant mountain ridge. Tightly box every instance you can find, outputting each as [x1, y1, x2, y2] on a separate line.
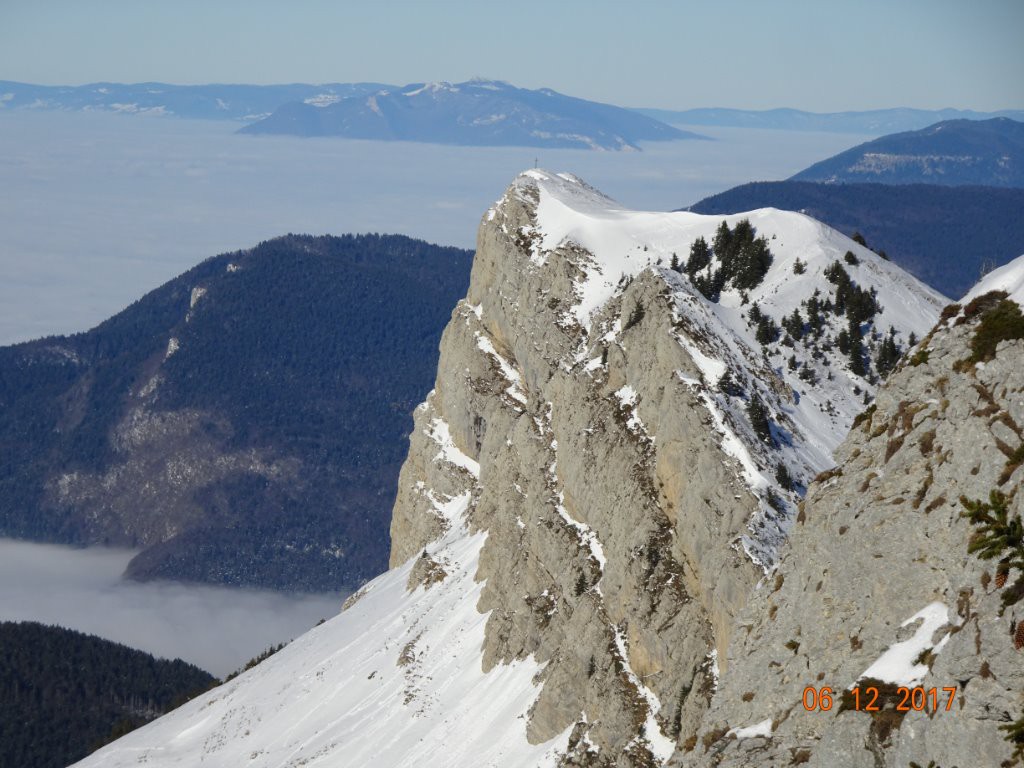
[686, 181, 1024, 298]
[790, 117, 1024, 186]
[0, 78, 701, 150]
[0, 80, 389, 121]
[0, 234, 473, 592]
[239, 79, 703, 149]
[637, 106, 1024, 135]
[7, 80, 1019, 146]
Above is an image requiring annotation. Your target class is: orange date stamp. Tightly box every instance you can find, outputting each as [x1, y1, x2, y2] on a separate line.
[802, 685, 958, 713]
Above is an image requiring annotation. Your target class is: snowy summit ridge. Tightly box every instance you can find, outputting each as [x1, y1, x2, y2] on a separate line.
[496, 169, 945, 563]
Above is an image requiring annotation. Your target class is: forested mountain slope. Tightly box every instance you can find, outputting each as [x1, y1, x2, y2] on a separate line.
[0, 234, 472, 591]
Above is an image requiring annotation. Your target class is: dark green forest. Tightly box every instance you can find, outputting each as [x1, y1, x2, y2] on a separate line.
[0, 234, 473, 591]
[0, 621, 215, 768]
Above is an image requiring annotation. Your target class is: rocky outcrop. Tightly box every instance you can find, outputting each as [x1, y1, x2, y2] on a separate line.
[388, 171, 944, 765]
[676, 292, 1024, 767]
[391, 214, 746, 763]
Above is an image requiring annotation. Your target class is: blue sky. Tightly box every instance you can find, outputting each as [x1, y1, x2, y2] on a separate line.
[1, 0, 1022, 111]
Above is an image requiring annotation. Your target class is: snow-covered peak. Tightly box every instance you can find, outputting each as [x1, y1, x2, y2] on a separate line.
[303, 93, 341, 108]
[962, 253, 1024, 305]
[506, 168, 947, 331]
[401, 81, 459, 97]
[466, 77, 512, 90]
[496, 169, 948, 566]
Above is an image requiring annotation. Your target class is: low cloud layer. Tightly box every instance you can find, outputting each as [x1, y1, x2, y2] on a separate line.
[0, 110, 870, 345]
[0, 538, 345, 677]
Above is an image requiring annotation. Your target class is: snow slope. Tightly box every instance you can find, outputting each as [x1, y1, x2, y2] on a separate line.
[75, 424, 570, 768]
[962, 252, 1024, 305]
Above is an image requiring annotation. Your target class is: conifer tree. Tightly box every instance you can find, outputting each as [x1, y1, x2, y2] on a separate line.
[847, 316, 867, 376]
[747, 392, 773, 444]
[782, 309, 804, 340]
[875, 329, 901, 378]
[686, 237, 711, 278]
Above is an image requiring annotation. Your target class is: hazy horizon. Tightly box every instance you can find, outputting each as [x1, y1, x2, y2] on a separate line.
[2, 77, 1022, 115]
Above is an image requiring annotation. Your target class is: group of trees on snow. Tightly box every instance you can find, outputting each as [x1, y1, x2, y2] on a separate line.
[669, 219, 773, 300]
[668, 219, 907, 382]
[685, 222, 906, 382]
[664, 222, 917, 503]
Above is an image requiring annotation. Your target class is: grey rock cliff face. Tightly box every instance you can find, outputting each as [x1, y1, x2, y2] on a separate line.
[675, 306, 1024, 767]
[388, 172, 944, 765]
[391, 185, 759, 763]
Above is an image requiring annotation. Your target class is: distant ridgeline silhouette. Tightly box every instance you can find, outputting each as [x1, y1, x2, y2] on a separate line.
[0, 234, 473, 591]
[239, 79, 704, 149]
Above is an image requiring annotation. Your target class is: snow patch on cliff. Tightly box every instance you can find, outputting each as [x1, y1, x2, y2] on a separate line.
[962, 253, 1024, 306]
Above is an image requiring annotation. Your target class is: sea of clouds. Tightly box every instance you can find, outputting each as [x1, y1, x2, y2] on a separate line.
[0, 538, 343, 677]
[0, 110, 871, 345]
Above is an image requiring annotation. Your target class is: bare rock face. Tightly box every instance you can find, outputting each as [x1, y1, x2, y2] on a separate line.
[390, 191, 754, 764]
[676, 301, 1024, 767]
[49, 404, 297, 546]
[387, 171, 944, 765]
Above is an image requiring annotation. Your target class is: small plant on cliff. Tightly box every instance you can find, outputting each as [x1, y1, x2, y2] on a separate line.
[1001, 714, 1024, 762]
[964, 298, 1024, 365]
[624, 303, 645, 331]
[960, 490, 1024, 611]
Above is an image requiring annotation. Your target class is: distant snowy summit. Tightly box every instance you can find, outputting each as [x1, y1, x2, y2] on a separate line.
[238, 79, 704, 149]
[0, 78, 700, 150]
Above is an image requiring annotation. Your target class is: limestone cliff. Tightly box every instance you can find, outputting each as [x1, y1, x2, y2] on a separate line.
[388, 170, 944, 765]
